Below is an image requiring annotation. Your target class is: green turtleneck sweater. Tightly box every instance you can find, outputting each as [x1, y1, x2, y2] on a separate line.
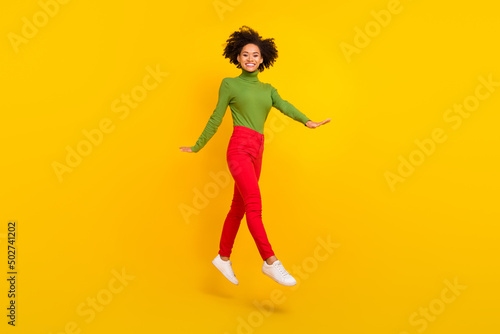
[191, 69, 310, 152]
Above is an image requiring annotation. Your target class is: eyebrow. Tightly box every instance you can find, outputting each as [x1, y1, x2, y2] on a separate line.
[242, 51, 260, 54]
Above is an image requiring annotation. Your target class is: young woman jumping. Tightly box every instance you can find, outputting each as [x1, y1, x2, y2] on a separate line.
[180, 26, 330, 286]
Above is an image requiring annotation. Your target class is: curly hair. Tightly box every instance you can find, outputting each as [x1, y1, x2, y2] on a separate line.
[223, 26, 278, 72]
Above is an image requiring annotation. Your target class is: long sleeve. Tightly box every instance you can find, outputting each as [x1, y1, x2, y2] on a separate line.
[191, 79, 232, 153]
[271, 86, 310, 125]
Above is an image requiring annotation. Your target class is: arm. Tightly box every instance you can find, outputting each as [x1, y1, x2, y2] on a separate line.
[180, 79, 231, 153]
[271, 86, 331, 129]
[271, 86, 310, 125]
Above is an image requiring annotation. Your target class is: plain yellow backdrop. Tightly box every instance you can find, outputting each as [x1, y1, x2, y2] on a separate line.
[1, 0, 499, 333]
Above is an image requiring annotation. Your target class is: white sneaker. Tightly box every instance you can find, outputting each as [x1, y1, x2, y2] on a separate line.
[212, 254, 239, 285]
[262, 260, 297, 286]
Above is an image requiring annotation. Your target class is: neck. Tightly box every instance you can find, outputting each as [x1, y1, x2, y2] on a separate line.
[239, 68, 260, 82]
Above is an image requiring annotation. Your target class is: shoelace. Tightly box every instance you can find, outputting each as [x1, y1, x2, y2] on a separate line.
[222, 261, 236, 277]
[274, 262, 291, 278]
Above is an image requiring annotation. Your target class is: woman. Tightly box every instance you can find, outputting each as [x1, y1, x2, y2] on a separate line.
[180, 26, 330, 286]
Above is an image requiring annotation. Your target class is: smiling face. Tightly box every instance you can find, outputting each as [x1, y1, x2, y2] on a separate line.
[237, 43, 264, 72]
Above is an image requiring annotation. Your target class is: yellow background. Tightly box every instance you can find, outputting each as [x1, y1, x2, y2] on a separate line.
[1, 0, 499, 333]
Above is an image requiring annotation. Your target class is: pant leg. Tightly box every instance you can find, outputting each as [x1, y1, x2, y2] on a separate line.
[243, 132, 273, 260]
[218, 183, 245, 258]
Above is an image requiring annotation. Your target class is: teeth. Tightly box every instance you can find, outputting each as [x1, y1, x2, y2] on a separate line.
[246, 64, 255, 66]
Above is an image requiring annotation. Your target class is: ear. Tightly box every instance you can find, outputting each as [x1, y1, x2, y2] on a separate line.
[237, 54, 240, 63]
[259, 57, 263, 64]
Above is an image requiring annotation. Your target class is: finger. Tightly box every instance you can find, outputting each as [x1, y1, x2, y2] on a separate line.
[317, 119, 330, 127]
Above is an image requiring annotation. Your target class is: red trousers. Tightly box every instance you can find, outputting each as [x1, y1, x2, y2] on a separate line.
[218, 126, 275, 261]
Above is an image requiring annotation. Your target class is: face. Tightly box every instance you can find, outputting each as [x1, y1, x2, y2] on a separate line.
[237, 43, 263, 72]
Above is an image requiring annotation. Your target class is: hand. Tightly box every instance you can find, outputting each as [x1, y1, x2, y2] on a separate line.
[179, 147, 193, 153]
[306, 118, 331, 129]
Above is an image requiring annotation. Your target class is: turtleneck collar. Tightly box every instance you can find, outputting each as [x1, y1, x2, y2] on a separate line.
[238, 68, 260, 82]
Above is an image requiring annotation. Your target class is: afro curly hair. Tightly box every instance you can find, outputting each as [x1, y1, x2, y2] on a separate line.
[223, 26, 278, 72]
